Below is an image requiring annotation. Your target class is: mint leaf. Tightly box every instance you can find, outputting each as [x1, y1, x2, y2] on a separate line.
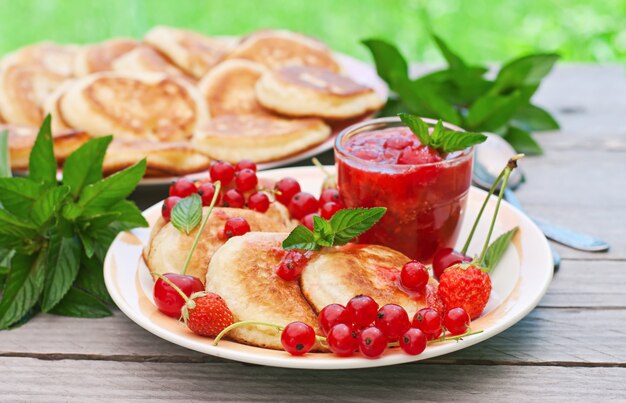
[31, 185, 70, 228]
[432, 34, 466, 71]
[441, 131, 488, 154]
[400, 114, 486, 155]
[63, 136, 113, 198]
[0, 209, 37, 237]
[398, 113, 430, 146]
[41, 235, 81, 312]
[512, 104, 559, 132]
[361, 39, 409, 91]
[483, 227, 519, 272]
[330, 207, 386, 246]
[171, 194, 202, 235]
[466, 92, 524, 132]
[503, 126, 543, 155]
[398, 80, 462, 125]
[491, 54, 559, 94]
[28, 115, 56, 186]
[282, 225, 319, 251]
[74, 254, 113, 304]
[0, 129, 10, 178]
[313, 216, 334, 247]
[111, 200, 148, 230]
[49, 287, 112, 318]
[0, 177, 42, 218]
[0, 251, 46, 329]
[429, 120, 446, 149]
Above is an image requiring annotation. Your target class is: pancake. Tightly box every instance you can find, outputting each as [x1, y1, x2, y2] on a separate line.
[301, 244, 440, 319]
[111, 45, 189, 79]
[197, 59, 270, 117]
[144, 26, 237, 79]
[74, 38, 139, 75]
[205, 232, 323, 350]
[59, 72, 208, 141]
[256, 65, 384, 120]
[4, 124, 89, 170]
[144, 205, 294, 282]
[102, 139, 212, 177]
[0, 58, 67, 125]
[44, 80, 76, 133]
[227, 30, 340, 72]
[5, 42, 79, 77]
[192, 115, 330, 163]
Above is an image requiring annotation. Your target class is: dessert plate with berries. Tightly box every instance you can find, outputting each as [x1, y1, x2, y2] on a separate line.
[104, 163, 553, 369]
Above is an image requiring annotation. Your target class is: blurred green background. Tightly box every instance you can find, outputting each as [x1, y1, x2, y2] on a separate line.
[0, 0, 624, 63]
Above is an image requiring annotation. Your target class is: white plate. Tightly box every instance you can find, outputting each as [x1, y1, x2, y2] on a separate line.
[104, 166, 553, 369]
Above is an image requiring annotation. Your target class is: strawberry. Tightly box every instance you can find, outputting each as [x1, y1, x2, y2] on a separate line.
[183, 292, 235, 337]
[438, 264, 492, 320]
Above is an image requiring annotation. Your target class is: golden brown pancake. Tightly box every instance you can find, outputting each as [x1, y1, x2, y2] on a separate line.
[4, 124, 89, 170]
[111, 45, 189, 79]
[301, 244, 439, 318]
[144, 205, 294, 282]
[144, 26, 237, 79]
[228, 30, 340, 72]
[59, 72, 208, 141]
[256, 65, 384, 120]
[5, 42, 79, 77]
[102, 139, 212, 177]
[74, 38, 139, 75]
[192, 115, 330, 163]
[206, 232, 323, 350]
[197, 59, 270, 117]
[44, 80, 76, 133]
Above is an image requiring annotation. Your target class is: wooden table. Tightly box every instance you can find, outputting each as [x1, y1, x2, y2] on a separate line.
[1, 65, 625, 401]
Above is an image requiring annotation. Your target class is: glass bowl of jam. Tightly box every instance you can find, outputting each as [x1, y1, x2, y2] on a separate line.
[334, 116, 474, 262]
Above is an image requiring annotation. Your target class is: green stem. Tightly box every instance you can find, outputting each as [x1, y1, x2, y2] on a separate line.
[182, 181, 221, 275]
[213, 320, 285, 346]
[151, 272, 189, 302]
[312, 157, 330, 177]
[429, 329, 484, 344]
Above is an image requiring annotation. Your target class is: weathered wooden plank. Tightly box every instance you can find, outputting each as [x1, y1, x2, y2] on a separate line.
[0, 357, 624, 401]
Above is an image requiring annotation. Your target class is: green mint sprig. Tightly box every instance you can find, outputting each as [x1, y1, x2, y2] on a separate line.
[0, 115, 148, 329]
[282, 207, 386, 251]
[398, 113, 486, 156]
[363, 35, 559, 155]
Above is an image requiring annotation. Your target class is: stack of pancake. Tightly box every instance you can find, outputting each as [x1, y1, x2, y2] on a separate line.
[0, 27, 385, 177]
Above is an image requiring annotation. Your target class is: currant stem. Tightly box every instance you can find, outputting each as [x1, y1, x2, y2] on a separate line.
[151, 272, 190, 303]
[429, 329, 484, 344]
[181, 181, 221, 275]
[312, 157, 331, 177]
[213, 320, 284, 346]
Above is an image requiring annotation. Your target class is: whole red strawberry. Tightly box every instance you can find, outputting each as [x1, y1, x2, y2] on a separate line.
[438, 265, 492, 320]
[183, 292, 234, 337]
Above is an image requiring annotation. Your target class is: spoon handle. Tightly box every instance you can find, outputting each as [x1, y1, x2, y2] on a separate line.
[503, 189, 610, 252]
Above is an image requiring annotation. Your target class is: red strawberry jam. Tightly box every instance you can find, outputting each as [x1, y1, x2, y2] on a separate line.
[335, 119, 473, 261]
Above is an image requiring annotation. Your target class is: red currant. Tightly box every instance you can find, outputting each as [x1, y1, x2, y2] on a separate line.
[319, 188, 340, 205]
[222, 188, 245, 208]
[235, 168, 258, 192]
[412, 308, 443, 340]
[346, 295, 379, 328]
[318, 304, 351, 336]
[399, 328, 427, 355]
[169, 178, 197, 198]
[326, 323, 358, 356]
[375, 304, 410, 340]
[153, 273, 204, 317]
[235, 159, 257, 172]
[288, 192, 319, 219]
[161, 196, 181, 222]
[223, 217, 250, 238]
[400, 261, 430, 292]
[444, 307, 470, 335]
[301, 213, 318, 231]
[432, 248, 471, 280]
[358, 326, 388, 358]
[247, 192, 270, 213]
[320, 201, 341, 220]
[280, 321, 316, 356]
[210, 161, 235, 184]
[274, 177, 301, 205]
[197, 182, 221, 206]
[276, 250, 309, 281]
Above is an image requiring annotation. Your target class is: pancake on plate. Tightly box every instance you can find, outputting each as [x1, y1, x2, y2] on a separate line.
[59, 72, 208, 141]
[0, 58, 67, 125]
[3, 124, 89, 170]
[256, 65, 385, 120]
[144, 206, 294, 282]
[111, 45, 189, 79]
[301, 244, 440, 318]
[206, 232, 323, 350]
[144, 26, 237, 79]
[44, 80, 77, 133]
[197, 59, 270, 117]
[192, 114, 330, 163]
[4, 42, 79, 77]
[102, 138, 212, 177]
[74, 38, 139, 75]
[227, 30, 340, 72]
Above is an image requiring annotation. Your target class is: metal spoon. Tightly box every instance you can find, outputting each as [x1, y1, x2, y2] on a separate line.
[473, 134, 610, 253]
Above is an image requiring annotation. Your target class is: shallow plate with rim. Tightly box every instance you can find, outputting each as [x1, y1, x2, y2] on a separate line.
[104, 166, 553, 370]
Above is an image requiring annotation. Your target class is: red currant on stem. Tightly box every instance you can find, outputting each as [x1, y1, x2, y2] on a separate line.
[319, 188, 341, 205]
[443, 307, 470, 335]
[327, 323, 358, 356]
[301, 213, 318, 231]
[375, 304, 410, 340]
[412, 307, 443, 340]
[169, 178, 198, 198]
[399, 328, 427, 355]
[235, 168, 258, 192]
[358, 326, 388, 358]
[161, 196, 181, 222]
[223, 217, 251, 238]
[274, 177, 301, 205]
[400, 261, 429, 292]
[318, 304, 351, 336]
[280, 321, 317, 356]
[247, 192, 270, 213]
[288, 192, 319, 219]
[198, 182, 221, 206]
[222, 188, 245, 208]
[153, 273, 204, 317]
[235, 159, 257, 172]
[210, 161, 235, 184]
[276, 250, 309, 281]
[346, 295, 379, 328]
[320, 201, 341, 220]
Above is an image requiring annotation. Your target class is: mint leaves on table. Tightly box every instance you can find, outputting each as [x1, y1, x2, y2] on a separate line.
[282, 207, 386, 251]
[363, 35, 559, 155]
[398, 113, 486, 156]
[0, 115, 148, 329]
